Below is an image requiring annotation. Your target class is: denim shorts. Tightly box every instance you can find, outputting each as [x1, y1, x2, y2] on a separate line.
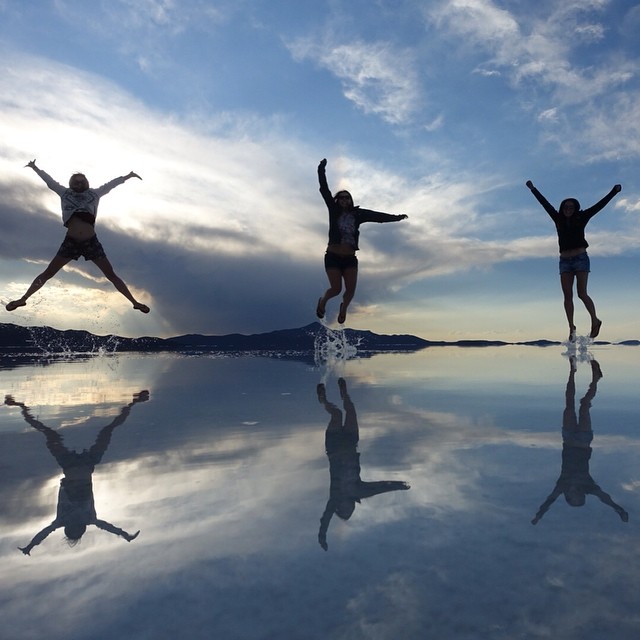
[559, 252, 590, 274]
[324, 251, 358, 273]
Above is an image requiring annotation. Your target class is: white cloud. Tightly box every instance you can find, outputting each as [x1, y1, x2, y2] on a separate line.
[288, 36, 421, 125]
[426, 0, 640, 160]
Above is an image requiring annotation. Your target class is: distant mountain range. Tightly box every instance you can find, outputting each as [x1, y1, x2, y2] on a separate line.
[0, 322, 637, 355]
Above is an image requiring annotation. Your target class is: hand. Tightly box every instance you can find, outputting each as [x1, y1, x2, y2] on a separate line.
[318, 158, 327, 170]
[525, 180, 534, 190]
[126, 171, 142, 180]
[397, 214, 408, 220]
[613, 184, 622, 193]
[25, 159, 37, 169]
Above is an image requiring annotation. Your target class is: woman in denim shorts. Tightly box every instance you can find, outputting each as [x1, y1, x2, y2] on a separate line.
[526, 180, 621, 341]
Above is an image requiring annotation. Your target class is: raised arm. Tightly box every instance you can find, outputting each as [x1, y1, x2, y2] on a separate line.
[25, 159, 66, 196]
[531, 484, 562, 525]
[525, 180, 557, 218]
[95, 519, 141, 541]
[317, 158, 334, 208]
[18, 521, 60, 555]
[582, 184, 622, 220]
[95, 171, 142, 197]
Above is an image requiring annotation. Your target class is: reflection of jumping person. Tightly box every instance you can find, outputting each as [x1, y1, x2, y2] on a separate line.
[531, 359, 628, 525]
[5, 159, 150, 314]
[317, 378, 409, 550]
[525, 180, 621, 341]
[316, 159, 408, 324]
[5, 391, 149, 555]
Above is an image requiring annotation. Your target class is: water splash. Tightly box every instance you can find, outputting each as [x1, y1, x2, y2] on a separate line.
[561, 333, 594, 363]
[27, 326, 120, 358]
[314, 321, 359, 371]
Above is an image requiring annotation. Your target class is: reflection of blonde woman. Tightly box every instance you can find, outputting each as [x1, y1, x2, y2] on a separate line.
[6, 159, 150, 314]
[5, 391, 148, 554]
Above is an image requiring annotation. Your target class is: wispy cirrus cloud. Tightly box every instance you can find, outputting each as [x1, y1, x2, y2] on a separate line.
[288, 36, 421, 125]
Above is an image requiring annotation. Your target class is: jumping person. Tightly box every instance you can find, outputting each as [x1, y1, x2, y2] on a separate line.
[5, 391, 149, 554]
[525, 180, 621, 341]
[316, 158, 408, 324]
[5, 159, 150, 314]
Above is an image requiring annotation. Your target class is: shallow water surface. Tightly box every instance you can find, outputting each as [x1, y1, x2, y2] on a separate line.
[1, 345, 639, 639]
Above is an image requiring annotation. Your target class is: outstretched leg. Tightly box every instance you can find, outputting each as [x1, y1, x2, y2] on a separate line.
[5, 255, 71, 311]
[92, 256, 150, 313]
[317, 268, 342, 319]
[575, 271, 601, 338]
[560, 272, 576, 341]
[338, 267, 357, 324]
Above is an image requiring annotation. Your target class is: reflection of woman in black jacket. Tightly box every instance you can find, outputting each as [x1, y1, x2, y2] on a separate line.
[5, 391, 148, 554]
[317, 378, 409, 550]
[316, 159, 408, 324]
[525, 180, 621, 341]
[531, 360, 627, 525]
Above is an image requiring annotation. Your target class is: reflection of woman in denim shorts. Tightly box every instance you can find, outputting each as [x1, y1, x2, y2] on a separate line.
[315, 158, 408, 324]
[525, 180, 622, 342]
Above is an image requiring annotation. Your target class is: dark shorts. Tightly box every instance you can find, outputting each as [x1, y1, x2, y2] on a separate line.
[559, 252, 590, 274]
[56, 235, 107, 261]
[324, 252, 358, 273]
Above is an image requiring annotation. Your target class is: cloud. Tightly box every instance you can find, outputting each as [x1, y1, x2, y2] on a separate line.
[288, 36, 421, 125]
[426, 0, 640, 159]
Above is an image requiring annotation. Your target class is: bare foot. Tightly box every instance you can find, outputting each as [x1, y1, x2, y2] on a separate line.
[5, 299, 26, 312]
[590, 319, 602, 339]
[316, 298, 325, 319]
[568, 326, 576, 342]
[133, 303, 150, 314]
[338, 303, 347, 324]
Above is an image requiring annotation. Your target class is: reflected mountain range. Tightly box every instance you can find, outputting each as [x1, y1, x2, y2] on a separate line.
[3, 321, 635, 355]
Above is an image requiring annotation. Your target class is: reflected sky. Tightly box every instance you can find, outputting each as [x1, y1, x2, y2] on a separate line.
[1, 346, 639, 640]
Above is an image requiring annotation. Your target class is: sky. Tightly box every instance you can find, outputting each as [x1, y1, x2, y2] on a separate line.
[0, 0, 639, 342]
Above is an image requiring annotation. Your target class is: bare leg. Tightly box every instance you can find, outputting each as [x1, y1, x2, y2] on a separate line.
[92, 256, 150, 313]
[560, 272, 576, 341]
[317, 268, 342, 319]
[575, 271, 601, 338]
[5, 254, 72, 311]
[338, 267, 357, 324]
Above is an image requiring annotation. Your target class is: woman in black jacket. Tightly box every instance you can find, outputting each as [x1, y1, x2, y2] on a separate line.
[316, 158, 407, 324]
[526, 180, 621, 341]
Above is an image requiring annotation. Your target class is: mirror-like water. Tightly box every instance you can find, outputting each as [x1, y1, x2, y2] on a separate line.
[1, 344, 638, 640]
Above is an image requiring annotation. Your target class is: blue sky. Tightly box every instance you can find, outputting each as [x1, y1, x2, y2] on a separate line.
[0, 0, 639, 341]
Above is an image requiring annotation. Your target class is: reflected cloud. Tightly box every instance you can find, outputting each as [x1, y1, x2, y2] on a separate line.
[316, 378, 409, 551]
[4, 391, 149, 555]
[531, 359, 628, 525]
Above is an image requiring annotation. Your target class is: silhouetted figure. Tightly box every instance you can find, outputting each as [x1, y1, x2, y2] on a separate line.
[315, 158, 408, 324]
[6, 159, 149, 314]
[531, 359, 627, 524]
[5, 391, 149, 554]
[525, 180, 621, 341]
[317, 378, 409, 550]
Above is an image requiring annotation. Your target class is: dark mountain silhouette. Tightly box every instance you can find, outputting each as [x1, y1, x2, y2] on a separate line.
[0, 322, 430, 354]
[1, 322, 631, 356]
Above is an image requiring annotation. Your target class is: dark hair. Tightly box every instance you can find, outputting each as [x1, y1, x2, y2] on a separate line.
[334, 190, 354, 209]
[559, 198, 580, 215]
[64, 523, 87, 542]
